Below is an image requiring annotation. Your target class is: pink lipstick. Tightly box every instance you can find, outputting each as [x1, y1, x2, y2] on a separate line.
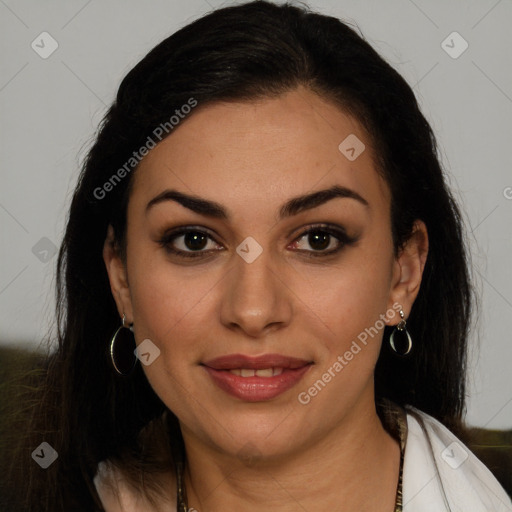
[202, 353, 312, 402]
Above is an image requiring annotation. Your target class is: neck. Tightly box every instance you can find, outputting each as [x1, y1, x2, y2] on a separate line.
[181, 394, 401, 511]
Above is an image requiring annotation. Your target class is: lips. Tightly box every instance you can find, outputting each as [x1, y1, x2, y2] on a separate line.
[202, 353, 312, 402]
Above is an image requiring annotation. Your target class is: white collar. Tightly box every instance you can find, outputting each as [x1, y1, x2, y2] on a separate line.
[402, 407, 512, 511]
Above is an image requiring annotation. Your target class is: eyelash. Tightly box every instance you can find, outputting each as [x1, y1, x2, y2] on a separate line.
[157, 224, 356, 260]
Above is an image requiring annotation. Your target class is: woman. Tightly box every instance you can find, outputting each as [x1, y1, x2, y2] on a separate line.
[6, 1, 511, 511]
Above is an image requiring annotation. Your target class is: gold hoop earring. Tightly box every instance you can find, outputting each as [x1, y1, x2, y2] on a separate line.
[389, 309, 412, 356]
[110, 314, 137, 376]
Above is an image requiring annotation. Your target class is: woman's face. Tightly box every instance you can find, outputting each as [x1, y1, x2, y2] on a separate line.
[105, 87, 426, 461]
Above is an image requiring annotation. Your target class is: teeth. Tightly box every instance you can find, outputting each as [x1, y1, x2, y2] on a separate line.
[255, 368, 273, 377]
[228, 368, 284, 377]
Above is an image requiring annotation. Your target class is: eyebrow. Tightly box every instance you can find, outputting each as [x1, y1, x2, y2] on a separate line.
[145, 185, 369, 219]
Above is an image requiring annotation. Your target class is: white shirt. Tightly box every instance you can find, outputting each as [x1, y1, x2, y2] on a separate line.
[403, 407, 512, 511]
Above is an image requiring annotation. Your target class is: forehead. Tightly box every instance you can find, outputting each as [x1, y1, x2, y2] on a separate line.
[130, 88, 389, 215]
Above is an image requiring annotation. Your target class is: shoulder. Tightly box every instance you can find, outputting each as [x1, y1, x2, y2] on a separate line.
[402, 407, 512, 511]
[93, 460, 177, 512]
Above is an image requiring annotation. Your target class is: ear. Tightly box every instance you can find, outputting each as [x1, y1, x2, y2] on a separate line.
[103, 224, 134, 324]
[386, 220, 429, 324]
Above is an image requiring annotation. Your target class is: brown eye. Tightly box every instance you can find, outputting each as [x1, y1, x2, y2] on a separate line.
[159, 228, 224, 258]
[183, 232, 208, 251]
[294, 229, 340, 253]
[307, 231, 331, 251]
[290, 224, 357, 258]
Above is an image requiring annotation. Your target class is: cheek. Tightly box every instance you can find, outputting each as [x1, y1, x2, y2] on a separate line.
[303, 249, 393, 343]
[295, 246, 395, 405]
[126, 229, 219, 331]
[293, 281, 392, 420]
[125, 245, 226, 409]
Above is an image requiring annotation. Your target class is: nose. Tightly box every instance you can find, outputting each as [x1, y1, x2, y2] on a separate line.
[220, 247, 293, 339]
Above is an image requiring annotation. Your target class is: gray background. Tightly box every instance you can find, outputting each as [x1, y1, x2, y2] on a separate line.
[1, 0, 511, 428]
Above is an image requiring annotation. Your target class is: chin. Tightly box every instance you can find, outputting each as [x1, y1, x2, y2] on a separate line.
[201, 408, 307, 461]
